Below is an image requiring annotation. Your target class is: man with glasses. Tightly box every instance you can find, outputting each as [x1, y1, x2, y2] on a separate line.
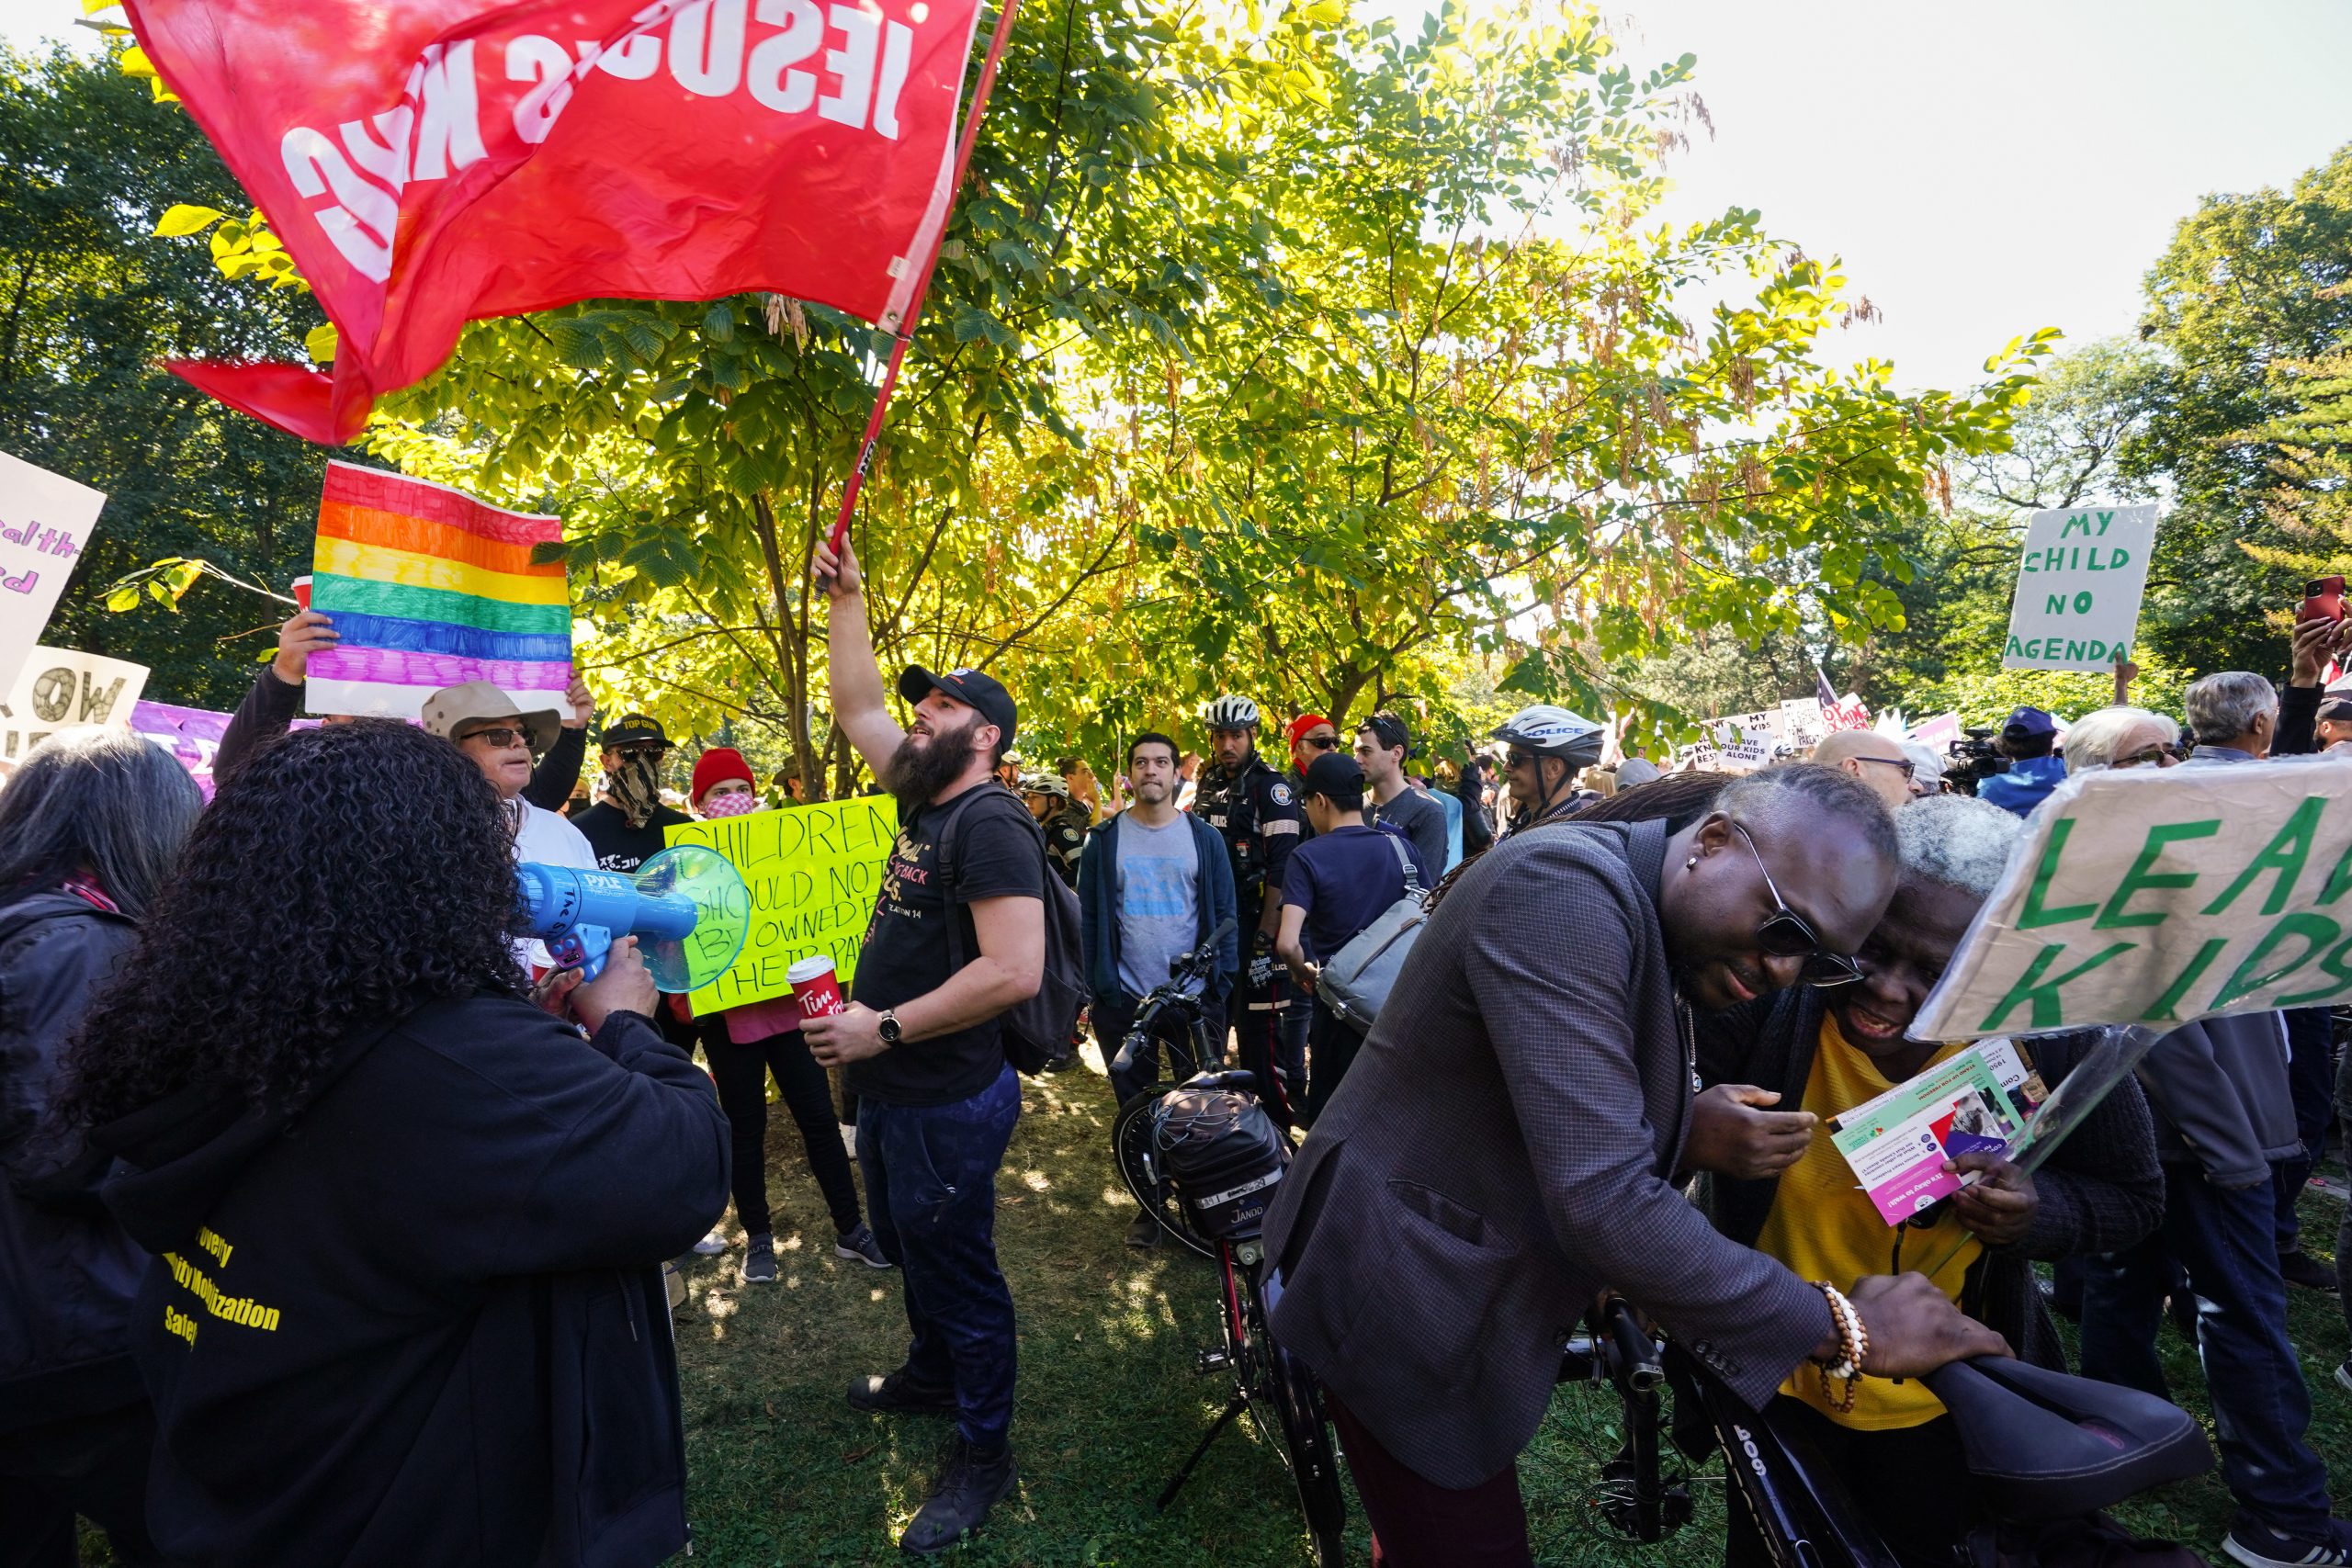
[1261, 763, 2007, 1566]
[1490, 705, 1604, 832]
[1284, 713, 1342, 843]
[1193, 695, 1306, 1126]
[1811, 729, 1922, 809]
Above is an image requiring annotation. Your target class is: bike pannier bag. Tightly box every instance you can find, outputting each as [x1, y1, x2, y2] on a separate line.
[1151, 1087, 1289, 1240]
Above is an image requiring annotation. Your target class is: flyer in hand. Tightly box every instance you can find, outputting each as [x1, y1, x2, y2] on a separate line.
[1827, 1040, 2049, 1224]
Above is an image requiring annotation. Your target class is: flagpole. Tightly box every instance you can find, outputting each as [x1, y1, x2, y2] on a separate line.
[823, 0, 1024, 563]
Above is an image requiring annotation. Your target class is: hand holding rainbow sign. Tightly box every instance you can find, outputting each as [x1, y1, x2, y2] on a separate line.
[303, 461, 569, 718]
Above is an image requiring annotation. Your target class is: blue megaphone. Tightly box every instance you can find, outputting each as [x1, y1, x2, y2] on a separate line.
[514, 844, 750, 992]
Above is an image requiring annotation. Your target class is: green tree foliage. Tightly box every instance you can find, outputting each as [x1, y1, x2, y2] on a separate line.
[2130, 144, 2352, 674]
[0, 45, 324, 706]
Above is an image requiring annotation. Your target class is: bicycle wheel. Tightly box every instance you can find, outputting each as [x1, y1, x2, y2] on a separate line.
[1111, 1088, 1216, 1260]
[1233, 1260, 1348, 1566]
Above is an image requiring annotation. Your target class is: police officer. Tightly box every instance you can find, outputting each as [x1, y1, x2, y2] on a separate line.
[1192, 694, 1304, 1126]
[1018, 769, 1091, 891]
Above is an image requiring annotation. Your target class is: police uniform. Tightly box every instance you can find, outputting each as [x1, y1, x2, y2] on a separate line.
[1043, 800, 1091, 890]
[1193, 751, 1304, 1123]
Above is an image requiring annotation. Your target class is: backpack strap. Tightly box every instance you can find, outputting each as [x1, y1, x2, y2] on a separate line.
[933, 782, 1043, 973]
[1385, 829, 1423, 896]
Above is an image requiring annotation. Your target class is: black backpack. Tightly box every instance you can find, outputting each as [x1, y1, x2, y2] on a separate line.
[932, 783, 1090, 1076]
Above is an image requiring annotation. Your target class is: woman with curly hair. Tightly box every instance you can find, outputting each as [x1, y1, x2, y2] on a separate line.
[0, 728, 199, 1568]
[56, 721, 729, 1568]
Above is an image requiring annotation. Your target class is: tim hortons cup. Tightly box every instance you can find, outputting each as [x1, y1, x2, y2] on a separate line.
[787, 955, 844, 1021]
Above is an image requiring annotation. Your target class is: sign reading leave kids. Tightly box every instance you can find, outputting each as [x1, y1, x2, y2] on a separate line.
[0, 451, 108, 697]
[1915, 759, 2352, 1041]
[2002, 503, 2159, 671]
[664, 795, 899, 1016]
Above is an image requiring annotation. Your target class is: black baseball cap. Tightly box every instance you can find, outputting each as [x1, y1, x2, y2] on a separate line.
[2318, 695, 2352, 723]
[600, 713, 671, 750]
[1304, 750, 1366, 805]
[899, 665, 1019, 749]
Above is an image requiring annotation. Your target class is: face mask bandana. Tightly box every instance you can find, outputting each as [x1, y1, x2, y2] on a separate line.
[609, 750, 666, 829]
[702, 788, 760, 818]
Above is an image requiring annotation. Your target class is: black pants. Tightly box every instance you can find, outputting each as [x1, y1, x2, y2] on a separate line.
[1304, 996, 1362, 1127]
[1724, 1397, 1972, 1568]
[701, 1016, 863, 1237]
[0, 1401, 163, 1568]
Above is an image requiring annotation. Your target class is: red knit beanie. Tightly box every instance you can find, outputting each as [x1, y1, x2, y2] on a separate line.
[1286, 713, 1332, 750]
[689, 747, 754, 807]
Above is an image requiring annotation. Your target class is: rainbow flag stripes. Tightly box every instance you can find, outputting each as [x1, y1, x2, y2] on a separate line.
[304, 461, 570, 718]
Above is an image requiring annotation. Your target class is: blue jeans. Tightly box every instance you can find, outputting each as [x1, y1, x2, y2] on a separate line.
[857, 1064, 1022, 1450]
[2079, 1163, 2333, 1535]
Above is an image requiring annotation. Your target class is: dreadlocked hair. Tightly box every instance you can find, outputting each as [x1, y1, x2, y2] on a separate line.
[56, 721, 527, 1132]
[1426, 771, 1738, 910]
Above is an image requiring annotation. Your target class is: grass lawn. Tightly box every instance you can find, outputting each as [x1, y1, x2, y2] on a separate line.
[671, 1052, 2352, 1566]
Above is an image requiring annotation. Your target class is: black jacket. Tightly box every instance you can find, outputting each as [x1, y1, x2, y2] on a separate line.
[1695, 987, 2163, 1373]
[0, 888, 147, 1432]
[94, 994, 729, 1568]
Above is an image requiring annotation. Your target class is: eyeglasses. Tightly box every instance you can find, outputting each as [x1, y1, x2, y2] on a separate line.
[1855, 755, 1917, 780]
[2111, 745, 2172, 769]
[1303, 734, 1340, 750]
[459, 726, 528, 750]
[1729, 820, 1863, 988]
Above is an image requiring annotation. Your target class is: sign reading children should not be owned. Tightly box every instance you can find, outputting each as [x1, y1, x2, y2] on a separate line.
[664, 795, 899, 1018]
[1915, 760, 2352, 1041]
[2001, 503, 2158, 672]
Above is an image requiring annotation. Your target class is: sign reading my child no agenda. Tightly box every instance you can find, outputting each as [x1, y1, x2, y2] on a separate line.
[1915, 760, 2352, 1041]
[663, 795, 899, 1017]
[2001, 503, 2159, 672]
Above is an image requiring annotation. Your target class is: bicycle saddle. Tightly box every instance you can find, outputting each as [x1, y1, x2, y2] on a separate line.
[1921, 1357, 2211, 1521]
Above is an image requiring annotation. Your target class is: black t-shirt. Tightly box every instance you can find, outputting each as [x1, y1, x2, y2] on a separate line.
[571, 802, 695, 874]
[850, 784, 1046, 1107]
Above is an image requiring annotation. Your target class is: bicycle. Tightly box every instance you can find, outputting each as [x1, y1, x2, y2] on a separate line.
[1108, 916, 1236, 1260]
[1558, 1298, 2214, 1566]
[1114, 1063, 1347, 1566]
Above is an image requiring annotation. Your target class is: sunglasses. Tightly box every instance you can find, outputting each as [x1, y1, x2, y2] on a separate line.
[1302, 734, 1340, 750]
[459, 726, 529, 750]
[1730, 819, 1863, 988]
[1855, 755, 1917, 780]
[1506, 750, 1537, 769]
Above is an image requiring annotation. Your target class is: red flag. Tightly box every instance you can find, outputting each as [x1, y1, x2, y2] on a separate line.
[127, 0, 988, 443]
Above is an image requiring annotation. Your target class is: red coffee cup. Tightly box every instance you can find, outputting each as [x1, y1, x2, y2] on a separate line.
[291, 575, 312, 610]
[787, 954, 843, 1021]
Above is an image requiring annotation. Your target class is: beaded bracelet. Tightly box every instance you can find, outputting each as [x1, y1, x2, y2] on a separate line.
[1810, 1282, 1868, 1414]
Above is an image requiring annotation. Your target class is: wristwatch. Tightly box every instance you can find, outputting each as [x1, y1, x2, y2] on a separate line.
[876, 1009, 902, 1047]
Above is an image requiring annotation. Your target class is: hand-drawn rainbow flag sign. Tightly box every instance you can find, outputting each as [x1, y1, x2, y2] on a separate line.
[302, 461, 569, 719]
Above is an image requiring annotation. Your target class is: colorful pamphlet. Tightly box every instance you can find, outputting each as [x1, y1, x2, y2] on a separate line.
[1826, 1040, 2049, 1226]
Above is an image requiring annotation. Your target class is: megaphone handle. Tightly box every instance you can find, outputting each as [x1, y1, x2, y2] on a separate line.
[548, 929, 610, 982]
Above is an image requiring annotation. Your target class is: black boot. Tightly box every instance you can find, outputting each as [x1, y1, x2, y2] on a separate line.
[848, 1366, 957, 1416]
[899, 1435, 1017, 1555]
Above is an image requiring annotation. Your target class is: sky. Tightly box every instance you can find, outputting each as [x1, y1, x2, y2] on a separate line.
[6, 0, 2347, 394]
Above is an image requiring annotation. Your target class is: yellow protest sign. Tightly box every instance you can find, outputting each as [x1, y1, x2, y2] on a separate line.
[663, 796, 899, 1017]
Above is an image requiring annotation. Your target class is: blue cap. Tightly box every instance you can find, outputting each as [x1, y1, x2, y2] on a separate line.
[2003, 705, 2056, 739]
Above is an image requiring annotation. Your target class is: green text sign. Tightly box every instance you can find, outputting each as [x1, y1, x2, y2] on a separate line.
[2000, 503, 2158, 672]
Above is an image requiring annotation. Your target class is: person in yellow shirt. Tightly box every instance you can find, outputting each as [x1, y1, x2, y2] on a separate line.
[1686, 793, 2163, 1567]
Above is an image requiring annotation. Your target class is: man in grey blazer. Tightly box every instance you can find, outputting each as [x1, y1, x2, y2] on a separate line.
[1262, 764, 2011, 1564]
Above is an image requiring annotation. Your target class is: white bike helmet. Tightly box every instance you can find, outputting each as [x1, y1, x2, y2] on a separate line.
[1204, 694, 1261, 731]
[1491, 705, 1604, 768]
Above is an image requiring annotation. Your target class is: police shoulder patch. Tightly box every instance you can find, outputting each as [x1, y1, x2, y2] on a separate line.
[1269, 782, 1294, 806]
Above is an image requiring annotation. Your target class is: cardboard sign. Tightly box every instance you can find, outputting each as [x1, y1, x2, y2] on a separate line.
[1823, 691, 1873, 734]
[663, 796, 899, 1017]
[1916, 759, 2352, 1040]
[1780, 698, 1828, 750]
[0, 647, 150, 763]
[2001, 504, 2159, 671]
[0, 453, 107, 698]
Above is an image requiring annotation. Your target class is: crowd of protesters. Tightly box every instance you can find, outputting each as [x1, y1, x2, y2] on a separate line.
[7, 549, 2352, 1568]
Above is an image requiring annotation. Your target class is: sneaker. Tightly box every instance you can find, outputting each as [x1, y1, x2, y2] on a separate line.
[835, 1222, 893, 1269]
[2224, 1518, 2352, 1568]
[739, 1233, 776, 1285]
[2335, 1358, 2352, 1397]
[899, 1436, 1018, 1555]
[692, 1226, 729, 1257]
[848, 1366, 958, 1416]
[2278, 1249, 2335, 1292]
[1125, 1213, 1162, 1250]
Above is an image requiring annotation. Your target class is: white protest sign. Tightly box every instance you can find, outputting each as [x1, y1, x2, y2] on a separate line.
[2001, 503, 2158, 672]
[1779, 698, 1828, 750]
[1915, 759, 2352, 1041]
[0, 647, 150, 763]
[1908, 712, 1962, 752]
[0, 452, 107, 697]
[1707, 714, 1775, 769]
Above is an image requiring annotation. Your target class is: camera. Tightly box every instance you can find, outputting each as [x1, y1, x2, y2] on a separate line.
[1943, 728, 2010, 797]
